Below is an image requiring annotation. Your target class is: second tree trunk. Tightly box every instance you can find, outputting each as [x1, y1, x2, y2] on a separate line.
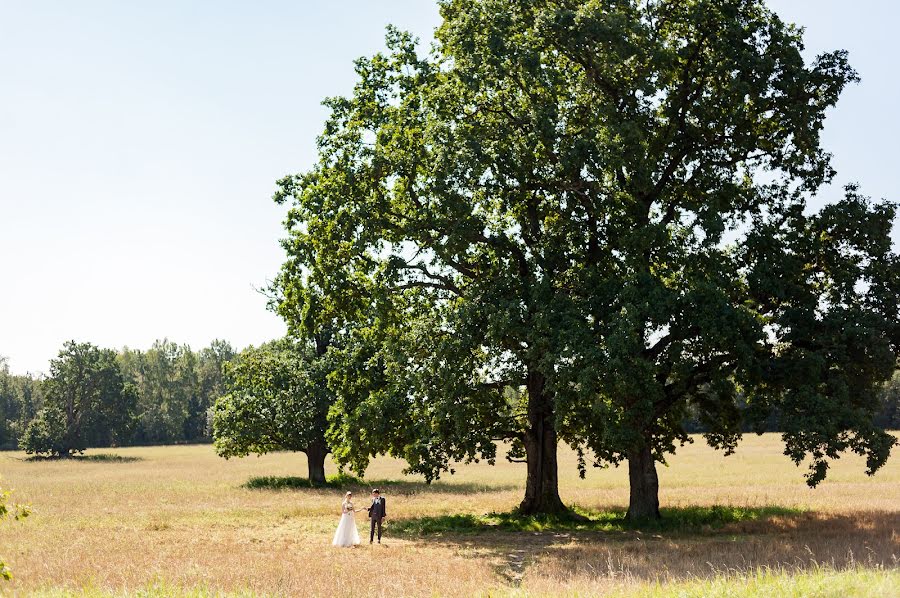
[627, 443, 660, 520]
[306, 440, 327, 486]
[519, 369, 567, 515]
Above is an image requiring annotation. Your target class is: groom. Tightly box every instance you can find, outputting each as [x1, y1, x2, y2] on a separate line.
[366, 488, 387, 544]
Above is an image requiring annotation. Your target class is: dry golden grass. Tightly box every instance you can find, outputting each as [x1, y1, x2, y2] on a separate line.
[0, 433, 897, 596]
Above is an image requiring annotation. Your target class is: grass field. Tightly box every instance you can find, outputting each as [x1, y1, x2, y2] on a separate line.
[0, 433, 897, 596]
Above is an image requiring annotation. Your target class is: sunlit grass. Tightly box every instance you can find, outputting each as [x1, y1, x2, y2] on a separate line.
[1, 433, 897, 596]
[634, 566, 900, 598]
[28, 584, 270, 598]
[20, 566, 899, 598]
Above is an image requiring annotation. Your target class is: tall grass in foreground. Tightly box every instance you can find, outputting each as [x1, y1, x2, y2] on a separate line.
[506, 566, 900, 597]
[22, 566, 900, 597]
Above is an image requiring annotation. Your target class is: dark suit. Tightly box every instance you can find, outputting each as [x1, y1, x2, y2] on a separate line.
[368, 497, 386, 542]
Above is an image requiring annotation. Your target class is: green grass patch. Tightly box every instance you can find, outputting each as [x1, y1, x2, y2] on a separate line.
[243, 472, 367, 490]
[78, 454, 142, 463]
[243, 473, 514, 495]
[392, 504, 804, 536]
[631, 566, 899, 598]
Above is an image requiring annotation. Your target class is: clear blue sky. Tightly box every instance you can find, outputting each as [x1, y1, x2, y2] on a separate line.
[1, 1, 897, 375]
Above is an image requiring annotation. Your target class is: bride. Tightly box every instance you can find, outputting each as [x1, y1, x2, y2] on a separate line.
[332, 491, 363, 547]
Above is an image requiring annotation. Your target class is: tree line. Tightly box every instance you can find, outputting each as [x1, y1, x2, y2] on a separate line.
[211, 335, 900, 488]
[0, 339, 235, 454]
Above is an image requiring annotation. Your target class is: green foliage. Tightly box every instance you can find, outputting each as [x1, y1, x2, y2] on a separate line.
[118, 339, 235, 444]
[5, 339, 235, 453]
[273, 0, 898, 515]
[20, 407, 67, 457]
[76, 453, 141, 463]
[633, 566, 899, 598]
[244, 476, 322, 490]
[191, 340, 237, 440]
[24, 453, 142, 463]
[243, 474, 506, 495]
[0, 478, 31, 581]
[212, 338, 332, 459]
[20, 342, 136, 457]
[740, 186, 899, 484]
[0, 357, 43, 450]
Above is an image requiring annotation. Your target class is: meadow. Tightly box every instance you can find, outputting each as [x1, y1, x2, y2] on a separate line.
[0, 433, 897, 597]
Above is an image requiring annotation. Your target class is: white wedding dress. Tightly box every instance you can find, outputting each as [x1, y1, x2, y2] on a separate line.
[332, 502, 361, 547]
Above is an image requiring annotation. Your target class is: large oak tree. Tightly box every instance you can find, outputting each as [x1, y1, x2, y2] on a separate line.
[274, 0, 898, 516]
[21, 342, 136, 457]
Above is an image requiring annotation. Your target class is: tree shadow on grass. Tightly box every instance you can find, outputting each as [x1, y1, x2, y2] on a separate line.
[243, 473, 517, 495]
[391, 504, 805, 537]
[24, 453, 142, 463]
[533, 508, 900, 584]
[389, 507, 900, 586]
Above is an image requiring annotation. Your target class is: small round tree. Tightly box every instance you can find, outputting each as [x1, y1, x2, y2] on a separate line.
[212, 337, 334, 485]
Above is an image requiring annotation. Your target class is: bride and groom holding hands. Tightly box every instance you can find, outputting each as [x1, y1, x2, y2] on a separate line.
[331, 488, 387, 548]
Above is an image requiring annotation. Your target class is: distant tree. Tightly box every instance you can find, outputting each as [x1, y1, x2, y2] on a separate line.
[13, 373, 42, 433]
[273, 0, 898, 518]
[5, 340, 237, 451]
[174, 347, 200, 440]
[0, 360, 43, 450]
[876, 371, 900, 430]
[0, 358, 22, 449]
[115, 347, 144, 441]
[19, 407, 67, 456]
[118, 340, 236, 444]
[120, 340, 194, 444]
[187, 340, 236, 441]
[21, 341, 136, 457]
[212, 337, 333, 485]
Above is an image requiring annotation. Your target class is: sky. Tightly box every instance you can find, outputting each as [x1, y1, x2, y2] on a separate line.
[1, 1, 897, 375]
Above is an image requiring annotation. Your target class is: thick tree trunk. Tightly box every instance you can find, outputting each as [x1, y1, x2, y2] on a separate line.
[306, 440, 327, 486]
[626, 443, 660, 521]
[308, 332, 331, 487]
[518, 369, 568, 515]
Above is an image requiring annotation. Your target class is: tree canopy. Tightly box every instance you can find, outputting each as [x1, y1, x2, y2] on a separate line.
[274, 0, 898, 516]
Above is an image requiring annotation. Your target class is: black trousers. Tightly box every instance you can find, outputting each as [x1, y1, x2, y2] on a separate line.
[369, 517, 383, 542]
